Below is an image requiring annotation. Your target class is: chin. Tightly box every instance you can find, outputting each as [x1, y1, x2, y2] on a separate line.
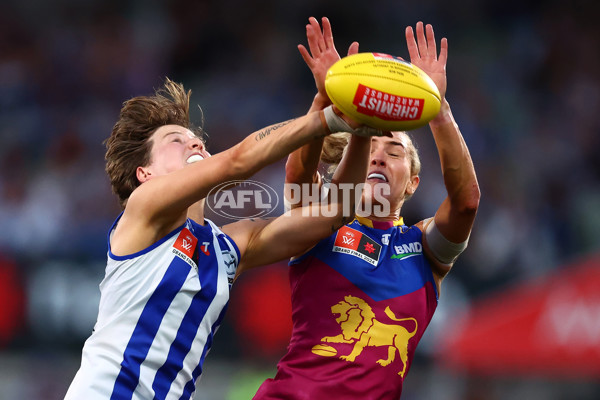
[359, 191, 392, 216]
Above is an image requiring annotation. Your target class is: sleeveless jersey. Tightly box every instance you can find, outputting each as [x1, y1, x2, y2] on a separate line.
[254, 216, 438, 400]
[65, 217, 240, 400]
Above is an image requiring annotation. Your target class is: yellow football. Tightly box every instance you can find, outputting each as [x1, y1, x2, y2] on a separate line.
[325, 52, 441, 131]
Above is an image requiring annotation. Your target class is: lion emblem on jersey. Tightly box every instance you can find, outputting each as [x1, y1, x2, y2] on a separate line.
[319, 295, 418, 377]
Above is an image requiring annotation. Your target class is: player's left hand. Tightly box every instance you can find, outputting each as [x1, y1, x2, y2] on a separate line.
[406, 21, 448, 100]
[299, 16, 359, 108]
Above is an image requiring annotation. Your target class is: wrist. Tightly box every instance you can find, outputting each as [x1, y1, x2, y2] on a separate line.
[319, 109, 333, 135]
[312, 93, 331, 110]
[321, 105, 385, 137]
[429, 99, 453, 127]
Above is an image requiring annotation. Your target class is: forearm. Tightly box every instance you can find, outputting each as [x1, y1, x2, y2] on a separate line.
[228, 111, 328, 181]
[237, 206, 352, 271]
[238, 136, 370, 271]
[331, 135, 369, 188]
[285, 138, 324, 185]
[320, 134, 370, 220]
[429, 100, 480, 212]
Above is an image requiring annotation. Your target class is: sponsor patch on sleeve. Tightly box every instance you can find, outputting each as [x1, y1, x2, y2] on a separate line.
[172, 228, 199, 269]
[333, 226, 381, 266]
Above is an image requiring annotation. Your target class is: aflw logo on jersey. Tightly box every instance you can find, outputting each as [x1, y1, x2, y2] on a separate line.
[173, 228, 199, 269]
[333, 226, 381, 266]
[391, 242, 422, 260]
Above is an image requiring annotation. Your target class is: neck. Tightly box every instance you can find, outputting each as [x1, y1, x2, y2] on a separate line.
[355, 214, 404, 229]
[359, 200, 402, 222]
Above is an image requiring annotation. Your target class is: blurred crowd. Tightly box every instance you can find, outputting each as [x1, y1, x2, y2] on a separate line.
[0, 0, 599, 398]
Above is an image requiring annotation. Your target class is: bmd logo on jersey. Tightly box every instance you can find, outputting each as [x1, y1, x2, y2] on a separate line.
[391, 242, 422, 261]
[206, 180, 279, 220]
[333, 226, 381, 266]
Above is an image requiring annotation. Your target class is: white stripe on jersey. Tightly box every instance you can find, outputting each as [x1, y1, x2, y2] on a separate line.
[64, 217, 239, 400]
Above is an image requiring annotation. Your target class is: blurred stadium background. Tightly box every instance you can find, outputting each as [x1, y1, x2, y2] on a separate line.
[0, 0, 599, 399]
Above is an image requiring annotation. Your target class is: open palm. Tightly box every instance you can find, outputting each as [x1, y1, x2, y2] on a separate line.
[298, 17, 359, 104]
[406, 22, 448, 100]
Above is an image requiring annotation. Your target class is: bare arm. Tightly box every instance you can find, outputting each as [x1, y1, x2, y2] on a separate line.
[128, 112, 329, 227]
[225, 135, 371, 276]
[109, 110, 332, 257]
[406, 22, 480, 278]
[285, 17, 360, 208]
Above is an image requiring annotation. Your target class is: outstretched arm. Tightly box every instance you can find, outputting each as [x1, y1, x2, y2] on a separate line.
[406, 22, 480, 277]
[225, 134, 370, 276]
[128, 112, 329, 227]
[285, 17, 359, 206]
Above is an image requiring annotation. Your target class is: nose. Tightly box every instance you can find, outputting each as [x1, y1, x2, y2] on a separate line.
[188, 137, 205, 151]
[370, 147, 386, 167]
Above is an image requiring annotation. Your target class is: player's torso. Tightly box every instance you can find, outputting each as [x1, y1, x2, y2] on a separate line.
[256, 217, 438, 400]
[65, 218, 239, 400]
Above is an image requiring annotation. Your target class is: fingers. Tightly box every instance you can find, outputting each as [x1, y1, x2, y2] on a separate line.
[405, 26, 419, 60]
[425, 23, 437, 59]
[347, 41, 359, 56]
[306, 17, 325, 55]
[297, 44, 314, 68]
[322, 17, 334, 50]
[416, 21, 428, 58]
[406, 21, 446, 61]
[439, 37, 448, 64]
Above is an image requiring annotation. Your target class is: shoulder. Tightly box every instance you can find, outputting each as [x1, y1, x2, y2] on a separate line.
[413, 219, 428, 233]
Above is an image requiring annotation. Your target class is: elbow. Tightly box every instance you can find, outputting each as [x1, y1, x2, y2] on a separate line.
[461, 182, 481, 215]
[450, 181, 480, 216]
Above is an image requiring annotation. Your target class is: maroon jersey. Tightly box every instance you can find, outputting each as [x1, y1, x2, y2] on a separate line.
[254, 217, 439, 399]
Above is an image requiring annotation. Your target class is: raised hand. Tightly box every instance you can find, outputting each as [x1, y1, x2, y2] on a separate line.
[298, 17, 359, 109]
[405, 22, 448, 100]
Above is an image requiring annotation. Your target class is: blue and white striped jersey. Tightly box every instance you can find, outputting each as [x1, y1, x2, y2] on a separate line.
[65, 216, 239, 400]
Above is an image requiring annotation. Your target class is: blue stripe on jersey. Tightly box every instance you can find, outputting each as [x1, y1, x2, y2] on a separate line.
[179, 305, 228, 400]
[307, 223, 436, 302]
[107, 213, 186, 262]
[110, 257, 191, 400]
[151, 242, 219, 399]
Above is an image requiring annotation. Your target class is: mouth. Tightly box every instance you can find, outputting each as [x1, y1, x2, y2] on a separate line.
[367, 172, 388, 182]
[186, 154, 204, 164]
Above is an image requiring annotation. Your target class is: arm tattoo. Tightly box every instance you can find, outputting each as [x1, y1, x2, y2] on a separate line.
[255, 119, 293, 141]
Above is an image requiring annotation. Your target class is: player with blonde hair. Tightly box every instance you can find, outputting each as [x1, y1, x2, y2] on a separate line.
[255, 18, 480, 399]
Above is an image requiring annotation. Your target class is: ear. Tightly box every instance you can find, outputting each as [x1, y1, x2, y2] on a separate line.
[406, 175, 420, 195]
[136, 166, 152, 184]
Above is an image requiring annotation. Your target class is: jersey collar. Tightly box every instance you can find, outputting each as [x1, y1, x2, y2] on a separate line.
[354, 215, 404, 230]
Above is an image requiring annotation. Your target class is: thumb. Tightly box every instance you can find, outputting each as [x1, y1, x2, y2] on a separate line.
[347, 41, 359, 56]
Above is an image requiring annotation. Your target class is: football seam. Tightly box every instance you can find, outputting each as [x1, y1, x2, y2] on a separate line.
[328, 72, 441, 102]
